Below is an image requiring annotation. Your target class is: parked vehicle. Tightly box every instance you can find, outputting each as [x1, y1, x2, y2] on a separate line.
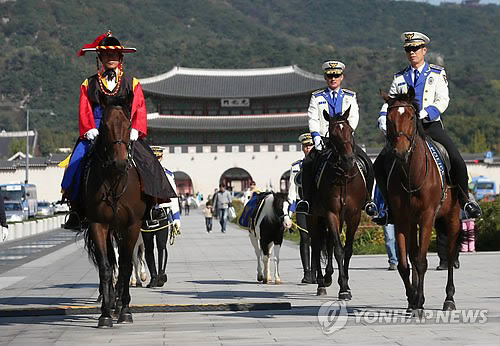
[0, 183, 38, 218]
[53, 200, 70, 214]
[4, 201, 29, 222]
[37, 201, 55, 217]
[470, 176, 497, 202]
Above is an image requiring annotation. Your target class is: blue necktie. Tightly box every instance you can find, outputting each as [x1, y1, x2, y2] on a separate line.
[414, 69, 420, 85]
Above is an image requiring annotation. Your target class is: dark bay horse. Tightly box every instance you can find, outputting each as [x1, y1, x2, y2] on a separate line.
[82, 101, 147, 328]
[377, 87, 460, 312]
[308, 109, 367, 299]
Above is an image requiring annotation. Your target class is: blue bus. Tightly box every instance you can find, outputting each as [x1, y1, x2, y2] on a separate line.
[0, 183, 38, 218]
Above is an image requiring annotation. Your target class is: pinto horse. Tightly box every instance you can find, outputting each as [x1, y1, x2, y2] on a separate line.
[308, 109, 367, 299]
[81, 100, 147, 328]
[377, 87, 460, 312]
[249, 192, 291, 284]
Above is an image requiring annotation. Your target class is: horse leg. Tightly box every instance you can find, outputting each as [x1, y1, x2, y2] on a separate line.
[407, 222, 420, 309]
[443, 210, 461, 311]
[273, 243, 281, 285]
[395, 227, 414, 312]
[130, 237, 141, 287]
[249, 232, 263, 282]
[117, 223, 141, 324]
[327, 213, 349, 300]
[262, 242, 273, 284]
[342, 215, 360, 300]
[90, 223, 114, 328]
[138, 235, 148, 283]
[414, 219, 432, 312]
[323, 227, 334, 288]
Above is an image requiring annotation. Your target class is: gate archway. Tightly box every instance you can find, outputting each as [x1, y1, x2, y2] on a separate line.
[174, 171, 194, 195]
[219, 167, 253, 192]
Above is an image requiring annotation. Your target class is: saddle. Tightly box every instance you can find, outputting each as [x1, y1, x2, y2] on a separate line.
[239, 192, 271, 229]
[425, 138, 451, 186]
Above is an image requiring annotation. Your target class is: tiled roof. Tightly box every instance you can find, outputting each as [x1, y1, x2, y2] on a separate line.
[147, 113, 308, 131]
[140, 65, 325, 98]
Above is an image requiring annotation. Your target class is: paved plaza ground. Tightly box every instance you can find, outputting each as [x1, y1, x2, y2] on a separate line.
[0, 209, 499, 345]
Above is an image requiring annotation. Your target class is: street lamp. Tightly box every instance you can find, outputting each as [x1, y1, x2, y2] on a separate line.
[25, 108, 55, 184]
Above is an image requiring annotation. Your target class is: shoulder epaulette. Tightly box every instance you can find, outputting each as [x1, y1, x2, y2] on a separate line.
[342, 88, 356, 96]
[394, 66, 409, 76]
[312, 88, 325, 97]
[291, 159, 302, 166]
[429, 64, 444, 72]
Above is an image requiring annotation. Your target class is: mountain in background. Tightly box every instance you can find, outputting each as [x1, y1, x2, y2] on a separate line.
[0, 0, 499, 156]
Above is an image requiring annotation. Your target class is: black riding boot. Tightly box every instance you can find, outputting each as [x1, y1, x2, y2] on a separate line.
[143, 232, 158, 288]
[299, 229, 314, 283]
[156, 228, 169, 287]
[63, 200, 83, 230]
[356, 145, 377, 217]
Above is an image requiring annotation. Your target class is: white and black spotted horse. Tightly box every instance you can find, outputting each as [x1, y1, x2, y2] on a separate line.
[249, 192, 292, 284]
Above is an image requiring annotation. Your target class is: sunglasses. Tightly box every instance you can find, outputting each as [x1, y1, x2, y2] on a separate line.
[325, 73, 342, 79]
[404, 45, 425, 53]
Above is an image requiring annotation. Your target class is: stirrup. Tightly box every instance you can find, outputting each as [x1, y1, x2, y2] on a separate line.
[364, 201, 378, 217]
[296, 200, 310, 215]
[464, 201, 482, 219]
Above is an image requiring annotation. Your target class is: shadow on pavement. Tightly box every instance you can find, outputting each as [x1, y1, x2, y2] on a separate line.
[0, 297, 96, 306]
[160, 289, 286, 299]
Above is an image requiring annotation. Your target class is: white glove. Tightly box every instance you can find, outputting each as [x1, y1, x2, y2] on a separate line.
[173, 219, 181, 230]
[282, 215, 292, 230]
[130, 128, 139, 141]
[419, 109, 428, 120]
[84, 128, 99, 140]
[313, 136, 324, 151]
[377, 115, 387, 134]
[2, 227, 8, 242]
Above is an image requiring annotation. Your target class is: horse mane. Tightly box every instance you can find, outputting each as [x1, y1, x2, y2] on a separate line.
[387, 92, 426, 140]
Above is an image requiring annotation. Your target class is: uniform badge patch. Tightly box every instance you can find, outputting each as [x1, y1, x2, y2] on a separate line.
[428, 76, 434, 85]
[443, 74, 448, 85]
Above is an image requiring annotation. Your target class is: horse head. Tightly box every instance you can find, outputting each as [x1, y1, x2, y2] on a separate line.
[272, 192, 291, 230]
[99, 95, 132, 173]
[381, 86, 421, 163]
[323, 108, 356, 171]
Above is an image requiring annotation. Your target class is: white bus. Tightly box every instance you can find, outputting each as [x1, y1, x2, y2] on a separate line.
[0, 183, 38, 218]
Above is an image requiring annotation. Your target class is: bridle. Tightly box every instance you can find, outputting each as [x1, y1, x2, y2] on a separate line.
[327, 119, 358, 179]
[386, 102, 429, 194]
[386, 103, 418, 159]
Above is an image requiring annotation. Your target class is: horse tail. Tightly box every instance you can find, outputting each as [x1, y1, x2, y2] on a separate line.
[81, 227, 117, 272]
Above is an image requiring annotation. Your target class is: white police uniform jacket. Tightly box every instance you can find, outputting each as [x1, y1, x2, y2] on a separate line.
[379, 62, 449, 124]
[308, 88, 360, 139]
[286, 159, 302, 214]
[158, 167, 181, 227]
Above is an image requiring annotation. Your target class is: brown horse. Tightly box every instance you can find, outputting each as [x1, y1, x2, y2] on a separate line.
[308, 109, 367, 299]
[81, 101, 147, 328]
[377, 87, 460, 312]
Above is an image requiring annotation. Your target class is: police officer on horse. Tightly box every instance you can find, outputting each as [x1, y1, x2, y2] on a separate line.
[374, 31, 481, 222]
[62, 30, 176, 229]
[297, 60, 377, 217]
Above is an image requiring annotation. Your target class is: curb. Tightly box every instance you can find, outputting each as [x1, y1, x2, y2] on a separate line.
[0, 302, 292, 317]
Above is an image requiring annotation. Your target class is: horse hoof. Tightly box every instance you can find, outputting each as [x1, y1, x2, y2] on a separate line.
[412, 308, 425, 318]
[140, 272, 148, 282]
[135, 282, 143, 288]
[257, 274, 264, 282]
[97, 316, 113, 328]
[338, 291, 352, 301]
[317, 287, 327, 296]
[117, 312, 133, 324]
[275, 279, 281, 285]
[443, 300, 456, 311]
[324, 277, 333, 288]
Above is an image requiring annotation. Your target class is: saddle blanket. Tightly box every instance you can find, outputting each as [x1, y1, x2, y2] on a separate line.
[426, 139, 448, 188]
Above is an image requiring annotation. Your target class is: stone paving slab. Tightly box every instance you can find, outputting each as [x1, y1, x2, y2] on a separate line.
[0, 209, 499, 345]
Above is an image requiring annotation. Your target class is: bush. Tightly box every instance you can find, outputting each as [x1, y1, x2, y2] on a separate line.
[475, 200, 500, 251]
